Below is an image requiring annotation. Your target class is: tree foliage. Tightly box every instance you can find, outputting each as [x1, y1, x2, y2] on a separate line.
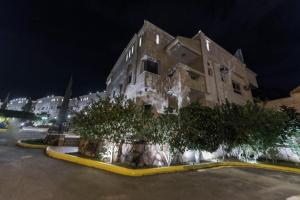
[280, 106, 300, 158]
[217, 101, 288, 160]
[179, 104, 223, 153]
[72, 96, 299, 164]
[72, 95, 163, 162]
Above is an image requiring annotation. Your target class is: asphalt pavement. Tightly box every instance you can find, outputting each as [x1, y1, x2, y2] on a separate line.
[0, 129, 300, 200]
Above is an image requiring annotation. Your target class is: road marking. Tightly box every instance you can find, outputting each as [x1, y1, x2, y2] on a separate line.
[21, 155, 32, 159]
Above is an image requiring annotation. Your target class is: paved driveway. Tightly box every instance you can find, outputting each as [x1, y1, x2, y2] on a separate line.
[0, 129, 300, 200]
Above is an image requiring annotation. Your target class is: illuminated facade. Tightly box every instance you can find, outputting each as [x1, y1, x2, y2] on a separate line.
[106, 20, 258, 112]
[265, 85, 300, 112]
[7, 98, 29, 111]
[33, 92, 106, 119]
[34, 96, 64, 119]
[71, 91, 107, 112]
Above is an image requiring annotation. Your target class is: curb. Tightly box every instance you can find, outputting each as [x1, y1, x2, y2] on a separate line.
[0, 128, 8, 132]
[16, 139, 49, 149]
[46, 147, 300, 176]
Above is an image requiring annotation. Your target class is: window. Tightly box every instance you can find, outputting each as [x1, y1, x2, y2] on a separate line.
[144, 104, 152, 113]
[208, 68, 213, 76]
[119, 84, 123, 93]
[232, 81, 242, 95]
[112, 91, 116, 98]
[155, 34, 160, 44]
[126, 54, 128, 61]
[220, 65, 229, 82]
[144, 59, 159, 74]
[188, 71, 200, 80]
[139, 37, 142, 47]
[128, 73, 132, 84]
[220, 65, 229, 74]
[131, 46, 134, 54]
[205, 39, 210, 51]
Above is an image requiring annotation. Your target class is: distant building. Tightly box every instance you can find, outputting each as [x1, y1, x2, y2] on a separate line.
[106, 20, 258, 112]
[72, 91, 107, 112]
[33, 92, 107, 119]
[265, 85, 300, 112]
[7, 98, 28, 111]
[34, 96, 64, 119]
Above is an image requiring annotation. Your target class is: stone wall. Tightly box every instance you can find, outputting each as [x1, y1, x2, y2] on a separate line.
[99, 142, 224, 167]
[277, 147, 300, 163]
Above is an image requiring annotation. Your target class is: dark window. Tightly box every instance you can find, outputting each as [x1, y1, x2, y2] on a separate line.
[119, 84, 123, 93]
[220, 65, 229, 74]
[144, 59, 159, 74]
[208, 68, 213, 76]
[112, 91, 116, 98]
[232, 81, 242, 95]
[188, 71, 200, 80]
[144, 104, 152, 113]
[128, 74, 132, 84]
[220, 66, 229, 82]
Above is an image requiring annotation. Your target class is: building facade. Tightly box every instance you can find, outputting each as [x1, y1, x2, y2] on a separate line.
[71, 91, 107, 112]
[106, 21, 258, 112]
[33, 92, 107, 119]
[7, 98, 28, 111]
[34, 96, 64, 119]
[265, 85, 300, 112]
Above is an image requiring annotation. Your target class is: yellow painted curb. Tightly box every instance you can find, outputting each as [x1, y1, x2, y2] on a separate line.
[0, 128, 8, 132]
[46, 147, 300, 176]
[16, 139, 49, 149]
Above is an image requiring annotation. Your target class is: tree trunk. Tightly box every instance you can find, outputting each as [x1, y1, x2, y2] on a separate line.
[116, 140, 125, 163]
[79, 138, 102, 158]
[132, 141, 146, 167]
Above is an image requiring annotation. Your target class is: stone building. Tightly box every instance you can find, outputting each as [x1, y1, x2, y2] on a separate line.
[106, 20, 258, 112]
[265, 85, 300, 112]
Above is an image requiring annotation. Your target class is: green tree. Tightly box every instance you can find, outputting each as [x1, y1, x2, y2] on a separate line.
[72, 95, 159, 164]
[219, 101, 288, 162]
[280, 106, 300, 160]
[72, 96, 112, 157]
[180, 103, 222, 153]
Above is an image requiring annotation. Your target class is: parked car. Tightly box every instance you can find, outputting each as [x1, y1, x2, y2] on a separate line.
[0, 122, 7, 129]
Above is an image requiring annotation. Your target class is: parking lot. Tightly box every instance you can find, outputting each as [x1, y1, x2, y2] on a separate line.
[0, 129, 300, 200]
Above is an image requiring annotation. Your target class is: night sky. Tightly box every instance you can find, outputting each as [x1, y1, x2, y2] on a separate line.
[0, 0, 299, 100]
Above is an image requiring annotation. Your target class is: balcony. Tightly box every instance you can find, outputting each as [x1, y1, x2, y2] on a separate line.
[169, 63, 206, 94]
[136, 71, 161, 93]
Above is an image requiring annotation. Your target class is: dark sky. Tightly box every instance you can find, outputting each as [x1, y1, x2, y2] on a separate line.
[0, 0, 299, 100]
